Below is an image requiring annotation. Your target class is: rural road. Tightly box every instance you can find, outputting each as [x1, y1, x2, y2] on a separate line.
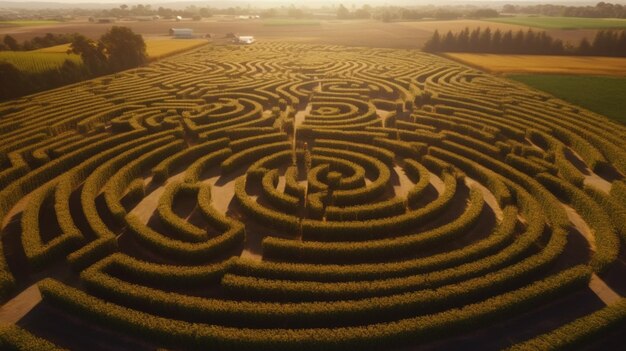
[0, 283, 42, 324]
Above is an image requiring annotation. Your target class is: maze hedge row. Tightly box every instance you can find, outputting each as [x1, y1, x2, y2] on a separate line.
[0, 42, 624, 350]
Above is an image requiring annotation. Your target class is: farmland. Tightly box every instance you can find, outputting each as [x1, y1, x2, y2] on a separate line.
[443, 53, 626, 125]
[0, 51, 81, 73]
[0, 42, 624, 349]
[0, 38, 207, 75]
[34, 38, 209, 61]
[0, 18, 598, 49]
[443, 53, 626, 76]
[508, 74, 626, 125]
[0, 20, 61, 27]
[483, 16, 626, 30]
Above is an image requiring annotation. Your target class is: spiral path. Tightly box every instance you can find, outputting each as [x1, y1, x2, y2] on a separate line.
[0, 43, 625, 350]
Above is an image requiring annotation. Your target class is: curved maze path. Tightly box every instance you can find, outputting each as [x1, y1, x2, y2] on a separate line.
[0, 43, 625, 350]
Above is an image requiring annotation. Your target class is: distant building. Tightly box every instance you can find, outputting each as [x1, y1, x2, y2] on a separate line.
[96, 17, 116, 24]
[169, 28, 194, 38]
[236, 36, 255, 44]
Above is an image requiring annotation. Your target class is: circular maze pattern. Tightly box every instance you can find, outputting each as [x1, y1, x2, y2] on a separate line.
[0, 43, 625, 350]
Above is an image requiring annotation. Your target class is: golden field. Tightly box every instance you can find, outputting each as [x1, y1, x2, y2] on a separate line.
[35, 38, 208, 60]
[444, 53, 626, 76]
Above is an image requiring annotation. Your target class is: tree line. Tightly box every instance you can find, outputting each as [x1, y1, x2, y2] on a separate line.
[423, 27, 626, 57]
[0, 26, 147, 101]
[0, 33, 76, 51]
[502, 2, 626, 19]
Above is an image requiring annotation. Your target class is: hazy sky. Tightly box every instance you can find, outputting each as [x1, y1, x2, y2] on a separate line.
[1, 0, 609, 3]
[1, 0, 619, 9]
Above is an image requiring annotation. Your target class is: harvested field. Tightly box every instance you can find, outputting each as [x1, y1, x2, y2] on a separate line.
[443, 53, 626, 76]
[35, 38, 209, 61]
[0, 19, 598, 49]
[0, 42, 625, 350]
[482, 16, 626, 30]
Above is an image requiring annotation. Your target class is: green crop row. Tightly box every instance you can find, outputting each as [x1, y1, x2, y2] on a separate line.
[151, 138, 230, 183]
[325, 197, 406, 221]
[0, 324, 65, 351]
[267, 186, 482, 263]
[310, 155, 365, 190]
[229, 132, 289, 152]
[103, 140, 185, 224]
[125, 206, 243, 263]
[231, 204, 518, 282]
[97, 253, 234, 288]
[537, 172, 619, 272]
[221, 141, 292, 174]
[300, 172, 458, 242]
[507, 298, 626, 351]
[156, 181, 207, 242]
[313, 139, 395, 165]
[284, 166, 306, 200]
[313, 147, 391, 206]
[38, 264, 590, 350]
[247, 149, 296, 182]
[261, 169, 301, 214]
[234, 175, 300, 234]
[21, 183, 82, 270]
[403, 159, 431, 207]
[184, 148, 232, 184]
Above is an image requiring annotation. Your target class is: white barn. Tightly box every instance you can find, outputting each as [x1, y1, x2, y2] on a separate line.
[236, 36, 255, 44]
[169, 28, 194, 38]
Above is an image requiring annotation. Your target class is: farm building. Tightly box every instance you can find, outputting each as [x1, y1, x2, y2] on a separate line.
[169, 28, 194, 39]
[236, 36, 255, 44]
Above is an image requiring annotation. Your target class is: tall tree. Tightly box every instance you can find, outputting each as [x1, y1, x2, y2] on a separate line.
[423, 30, 441, 52]
[501, 30, 514, 53]
[441, 31, 455, 51]
[578, 37, 592, 55]
[3, 35, 19, 51]
[491, 29, 503, 53]
[469, 28, 481, 52]
[457, 27, 470, 52]
[68, 35, 108, 75]
[337, 4, 350, 19]
[479, 27, 492, 52]
[100, 26, 147, 71]
[513, 30, 525, 53]
[618, 30, 626, 56]
[0, 63, 24, 99]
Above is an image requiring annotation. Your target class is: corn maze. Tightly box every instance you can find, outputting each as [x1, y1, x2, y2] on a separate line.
[0, 43, 625, 350]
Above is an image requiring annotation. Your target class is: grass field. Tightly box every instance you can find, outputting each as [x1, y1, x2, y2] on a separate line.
[0, 20, 61, 27]
[0, 51, 81, 73]
[509, 74, 626, 124]
[483, 16, 626, 30]
[444, 53, 626, 76]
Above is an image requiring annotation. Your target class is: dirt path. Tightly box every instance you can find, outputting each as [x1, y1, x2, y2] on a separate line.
[206, 176, 236, 216]
[564, 205, 596, 251]
[0, 283, 41, 324]
[129, 172, 185, 224]
[393, 165, 414, 199]
[564, 204, 621, 305]
[465, 177, 503, 221]
[589, 273, 622, 305]
[429, 172, 445, 195]
[376, 109, 393, 126]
